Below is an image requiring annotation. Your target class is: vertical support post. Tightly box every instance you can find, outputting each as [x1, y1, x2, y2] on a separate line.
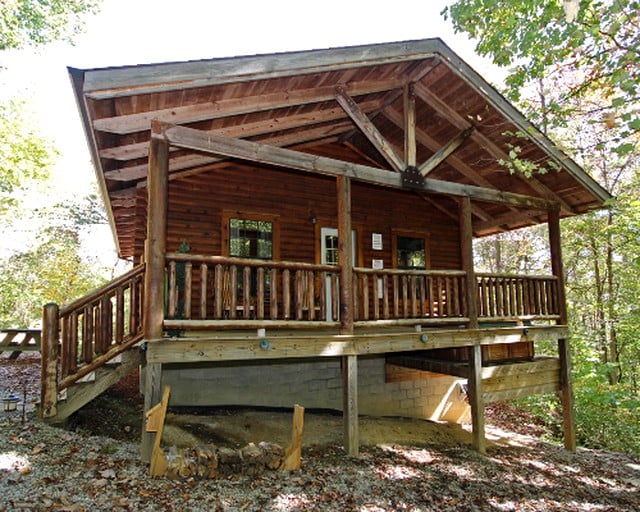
[40, 303, 59, 418]
[141, 121, 169, 462]
[404, 83, 416, 168]
[143, 121, 169, 342]
[548, 208, 576, 451]
[468, 343, 486, 453]
[342, 354, 359, 457]
[460, 196, 478, 329]
[337, 175, 358, 456]
[337, 176, 353, 334]
[460, 196, 485, 452]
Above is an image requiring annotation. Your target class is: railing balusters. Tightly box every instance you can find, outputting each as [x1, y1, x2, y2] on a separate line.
[168, 261, 177, 318]
[256, 267, 265, 320]
[373, 273, 380, 320]
[270, 269, 279, 320]
[200, 263, 208, 319]
[382, 275, 389, 319]
[362, 274, 369, 320]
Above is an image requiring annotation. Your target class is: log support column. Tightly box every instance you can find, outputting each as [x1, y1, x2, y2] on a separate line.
[460, 196, 485, 453]
[548, 208, 576, 451]
[141, 122, 169, 462]
[40, 303, 59, 419]
[337, 176, 358, 456]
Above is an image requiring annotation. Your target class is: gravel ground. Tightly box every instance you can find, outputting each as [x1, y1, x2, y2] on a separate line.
[1, 353, 639, 511]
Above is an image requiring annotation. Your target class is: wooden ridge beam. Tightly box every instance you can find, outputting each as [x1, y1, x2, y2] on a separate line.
[335, 86, 405, 172]
[159, 123, 557, 210]
[419, 127, 473, 176]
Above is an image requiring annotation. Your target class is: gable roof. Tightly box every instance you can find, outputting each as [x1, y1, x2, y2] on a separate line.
[69, 38, 611, 258]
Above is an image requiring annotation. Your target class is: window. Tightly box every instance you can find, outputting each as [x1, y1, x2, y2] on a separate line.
[396, 236, 426, 269]
[223, 213, 279, 311]
[392, 231, 429, 270]
[229, 219, 273, 259]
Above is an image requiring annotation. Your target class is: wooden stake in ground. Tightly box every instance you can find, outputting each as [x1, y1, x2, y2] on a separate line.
[281, 404, 304, 471]
[146, 385, 170, 477]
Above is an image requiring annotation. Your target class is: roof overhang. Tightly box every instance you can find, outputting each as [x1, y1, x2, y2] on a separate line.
[68, 38, 611, 258]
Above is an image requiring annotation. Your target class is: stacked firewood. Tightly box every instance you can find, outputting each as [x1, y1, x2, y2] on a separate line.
[164, 442, 285, 479]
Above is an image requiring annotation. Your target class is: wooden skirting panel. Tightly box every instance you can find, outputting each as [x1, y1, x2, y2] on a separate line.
[482, 357, 561, 403]
[385, 363, 442, 383]
[385, 356, 561, 403]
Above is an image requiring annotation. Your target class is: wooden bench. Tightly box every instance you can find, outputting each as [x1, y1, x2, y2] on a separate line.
[0, 329, 41, 359]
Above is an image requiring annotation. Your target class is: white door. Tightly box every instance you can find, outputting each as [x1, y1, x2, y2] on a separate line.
[320, 227, 356, 321]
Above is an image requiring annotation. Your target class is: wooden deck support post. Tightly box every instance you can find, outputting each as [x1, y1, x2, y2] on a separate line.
[548, 208, 576, 451]
[40, 303, 59, 418]
[460, 196, 485, 453]
[337, 176, 358, 456]
[141, 121, 169, 462]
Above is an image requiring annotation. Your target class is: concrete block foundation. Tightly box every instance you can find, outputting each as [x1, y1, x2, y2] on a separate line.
[152, 356, 470, 424]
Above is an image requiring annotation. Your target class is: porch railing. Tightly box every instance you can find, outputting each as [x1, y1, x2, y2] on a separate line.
[40, 264, 145, 417]
[476, 273, 560, 321]
[54, 264, 145, 389]
[353, 268, 468, 325]
[165, 253, 341, 326]
[164, 253, 562, 328]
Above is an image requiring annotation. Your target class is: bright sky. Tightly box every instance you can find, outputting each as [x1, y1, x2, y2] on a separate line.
[1, 0, 497, 260]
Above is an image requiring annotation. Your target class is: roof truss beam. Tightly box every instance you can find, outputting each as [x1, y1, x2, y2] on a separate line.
[157, 122, 557, 210]
[335, 86, 405, 172]
[413, 82, 576, 214]
[100, 97, 381, 162]
[419, 127, 473, 176]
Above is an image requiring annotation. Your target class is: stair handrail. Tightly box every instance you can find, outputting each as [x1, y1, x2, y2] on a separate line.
[41, 263, 146, 419]
[58, 263, 146, 316]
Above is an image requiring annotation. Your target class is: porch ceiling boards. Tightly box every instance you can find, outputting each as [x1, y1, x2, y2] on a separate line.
[69, 38, 611, 258]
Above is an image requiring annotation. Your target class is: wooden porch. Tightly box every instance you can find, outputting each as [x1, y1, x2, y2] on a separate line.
[40, 250, 572, 458]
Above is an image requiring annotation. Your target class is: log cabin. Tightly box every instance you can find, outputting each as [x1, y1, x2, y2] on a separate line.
[39, 38, 611, 460]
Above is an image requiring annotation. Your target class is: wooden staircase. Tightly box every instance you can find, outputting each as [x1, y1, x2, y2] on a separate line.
[49, 348, 144, 422]
[40, 264, 146, 422]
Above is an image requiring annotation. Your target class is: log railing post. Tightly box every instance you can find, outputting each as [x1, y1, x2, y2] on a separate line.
[548, 208, 576, 451]
[142, 121, 169, 462]
[460, 196, 478, 329]
[40, 302, 59, 418]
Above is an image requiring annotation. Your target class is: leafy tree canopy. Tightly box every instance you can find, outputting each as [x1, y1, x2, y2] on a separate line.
[0, 0, 100, 50]
[0, 98, 54, 216]
[443, 0, 639, 156]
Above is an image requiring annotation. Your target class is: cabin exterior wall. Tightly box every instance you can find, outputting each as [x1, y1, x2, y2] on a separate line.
[134, 163, 462, 270]
[156, 356, 469, 423]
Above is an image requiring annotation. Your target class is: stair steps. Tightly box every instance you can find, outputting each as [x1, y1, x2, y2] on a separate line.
[47, 348, 144, 422]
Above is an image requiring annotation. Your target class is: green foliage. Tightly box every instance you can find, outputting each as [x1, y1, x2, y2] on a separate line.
[446, 0, 640, 453]
[0, 99, 54, 216]
[0, 195, 109, 328]
[443, 0, 640, 154]
[0, 0, 101, 50]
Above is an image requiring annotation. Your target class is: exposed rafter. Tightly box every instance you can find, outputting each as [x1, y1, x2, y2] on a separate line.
[93, 77, 406, 135]
[100, 98, 381, 162]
